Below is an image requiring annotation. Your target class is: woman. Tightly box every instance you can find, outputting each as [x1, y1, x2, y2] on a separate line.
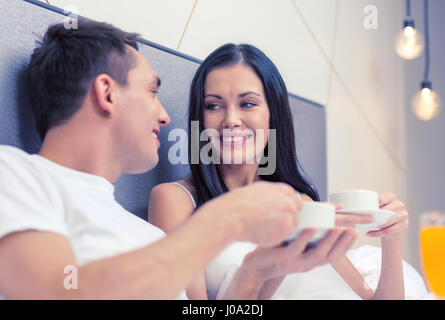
[149, 43, 426, 300]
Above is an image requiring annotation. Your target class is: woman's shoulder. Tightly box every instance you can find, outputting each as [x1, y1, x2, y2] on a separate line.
[173, 177, 197, 199]
[150, 177, 196, 207]
[300, 193, 313, 202]
[148, 178, 197, 229]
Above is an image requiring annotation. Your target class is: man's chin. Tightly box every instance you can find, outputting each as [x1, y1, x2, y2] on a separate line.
[126, 156, 159, 174]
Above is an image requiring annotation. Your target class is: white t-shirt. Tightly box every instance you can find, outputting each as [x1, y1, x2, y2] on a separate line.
[0, 145, 187, 299]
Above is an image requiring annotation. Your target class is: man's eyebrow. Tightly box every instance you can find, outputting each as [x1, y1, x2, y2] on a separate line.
[238, 91, 261, 98]
[150, 76, 161, 88]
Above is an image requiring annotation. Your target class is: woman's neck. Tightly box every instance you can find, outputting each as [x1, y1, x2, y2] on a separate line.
[219, 164, 260, 190]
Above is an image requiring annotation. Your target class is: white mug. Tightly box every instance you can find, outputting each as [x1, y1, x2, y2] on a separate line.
[328, 189, 396, 230]
[285, 201, 335, 244]
[329, 189, 379, 211]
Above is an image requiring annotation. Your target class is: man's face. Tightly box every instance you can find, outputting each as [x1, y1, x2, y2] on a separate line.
[112, 46, 170, 173]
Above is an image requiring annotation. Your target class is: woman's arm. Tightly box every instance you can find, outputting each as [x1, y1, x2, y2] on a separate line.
[330, 256, 375, 299]
[371, 237, 404, 299]
[332, 192, 408, 300]
[148, 182, 208, 299]
[365, 193, 408, 300]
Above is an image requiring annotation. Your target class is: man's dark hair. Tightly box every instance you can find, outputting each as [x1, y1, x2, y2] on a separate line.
[26, 18, 140, 140]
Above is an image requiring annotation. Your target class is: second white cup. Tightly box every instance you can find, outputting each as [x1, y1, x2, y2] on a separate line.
[285, 201, 335, 244]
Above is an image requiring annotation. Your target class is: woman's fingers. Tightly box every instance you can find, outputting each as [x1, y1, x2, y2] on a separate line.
[367, 218, 409, 237]
[379, 192, 397, 208]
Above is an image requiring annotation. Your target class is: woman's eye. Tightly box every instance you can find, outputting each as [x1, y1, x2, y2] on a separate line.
[241, 102, 256, 108]
[206, 104, 220, 110]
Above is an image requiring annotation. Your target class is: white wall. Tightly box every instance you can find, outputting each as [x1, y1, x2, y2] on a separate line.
[40, 0, 425, 267]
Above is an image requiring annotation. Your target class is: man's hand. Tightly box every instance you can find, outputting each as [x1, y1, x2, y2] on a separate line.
[222, 226, 357, 299]
[330, 202, 376, 227]
[246, 227, 357, 278]
[203, 181, 302, 247]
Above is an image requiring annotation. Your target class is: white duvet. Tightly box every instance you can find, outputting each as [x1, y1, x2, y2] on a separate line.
[216, 245, 430, 300]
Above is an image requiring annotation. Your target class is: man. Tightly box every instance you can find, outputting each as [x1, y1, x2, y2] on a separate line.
[0, 19, 359, 299]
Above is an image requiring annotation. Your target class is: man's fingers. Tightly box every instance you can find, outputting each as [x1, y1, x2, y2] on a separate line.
[304, 228, 343, 263]
[286, 228, 318, 253]
[325, 201, 344, 211]
[335, 213, 375, 227]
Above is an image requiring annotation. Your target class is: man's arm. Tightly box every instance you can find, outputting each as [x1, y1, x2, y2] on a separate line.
[0, 204, 237, 299]
[0, 182, 302, 299]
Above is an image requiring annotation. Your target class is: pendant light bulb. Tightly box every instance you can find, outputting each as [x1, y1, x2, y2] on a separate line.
[412, 81, 441, 120]
[395, 19, 424, 59]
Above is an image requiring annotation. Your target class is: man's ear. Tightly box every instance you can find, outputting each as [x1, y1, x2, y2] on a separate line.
[92, 74, 117, 117]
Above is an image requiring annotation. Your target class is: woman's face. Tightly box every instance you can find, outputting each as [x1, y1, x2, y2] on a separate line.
[203, 63, 270, 165]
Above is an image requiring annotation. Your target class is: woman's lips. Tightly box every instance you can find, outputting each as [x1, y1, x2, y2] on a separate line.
[219, 134, 254, 146]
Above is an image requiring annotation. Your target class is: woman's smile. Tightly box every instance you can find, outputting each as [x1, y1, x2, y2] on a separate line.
[219, 131, 254, 146]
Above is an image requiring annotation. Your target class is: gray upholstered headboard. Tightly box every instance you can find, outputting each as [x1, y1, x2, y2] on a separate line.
[0, 0, 327, 220]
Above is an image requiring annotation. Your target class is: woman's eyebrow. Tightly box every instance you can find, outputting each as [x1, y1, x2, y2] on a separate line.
[204, 92, 261, 99]
[204, 94, 222, 99]
[238, 91, 261, 98]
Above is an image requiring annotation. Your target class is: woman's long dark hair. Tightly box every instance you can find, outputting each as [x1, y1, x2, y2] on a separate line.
[188, 43, 319, 207]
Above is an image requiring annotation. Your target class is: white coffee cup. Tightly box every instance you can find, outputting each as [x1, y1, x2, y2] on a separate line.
[329, 190, 379, 211]
[285, 201, 335, 244]
[328, 189, 396, 230]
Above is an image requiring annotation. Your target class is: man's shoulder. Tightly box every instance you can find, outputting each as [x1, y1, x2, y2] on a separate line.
[0, 145, 49, 184]
[0, 145, 37, 171]
[0, 144, 31, 159]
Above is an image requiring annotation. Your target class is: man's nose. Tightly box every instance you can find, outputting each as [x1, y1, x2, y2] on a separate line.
[158, 103, 171, 127]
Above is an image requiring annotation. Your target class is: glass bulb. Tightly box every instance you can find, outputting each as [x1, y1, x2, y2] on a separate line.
[412, 88, 441, 121]
[395, 26, 424, 59]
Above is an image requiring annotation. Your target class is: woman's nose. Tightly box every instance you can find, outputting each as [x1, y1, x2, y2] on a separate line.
[223, 107, 242, 128]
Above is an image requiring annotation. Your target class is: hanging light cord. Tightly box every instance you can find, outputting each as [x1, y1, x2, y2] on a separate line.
[406, 0, 411, 17]
[423, 0, 430, 82]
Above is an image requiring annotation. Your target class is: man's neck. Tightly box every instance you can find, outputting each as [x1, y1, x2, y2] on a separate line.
[39, 126, 122, 183]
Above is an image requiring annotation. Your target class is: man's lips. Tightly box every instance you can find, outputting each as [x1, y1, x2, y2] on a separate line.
[152, 128, 160, 147]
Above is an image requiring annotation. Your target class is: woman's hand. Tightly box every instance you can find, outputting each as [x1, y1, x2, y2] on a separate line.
[366, 193, 409, 239]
